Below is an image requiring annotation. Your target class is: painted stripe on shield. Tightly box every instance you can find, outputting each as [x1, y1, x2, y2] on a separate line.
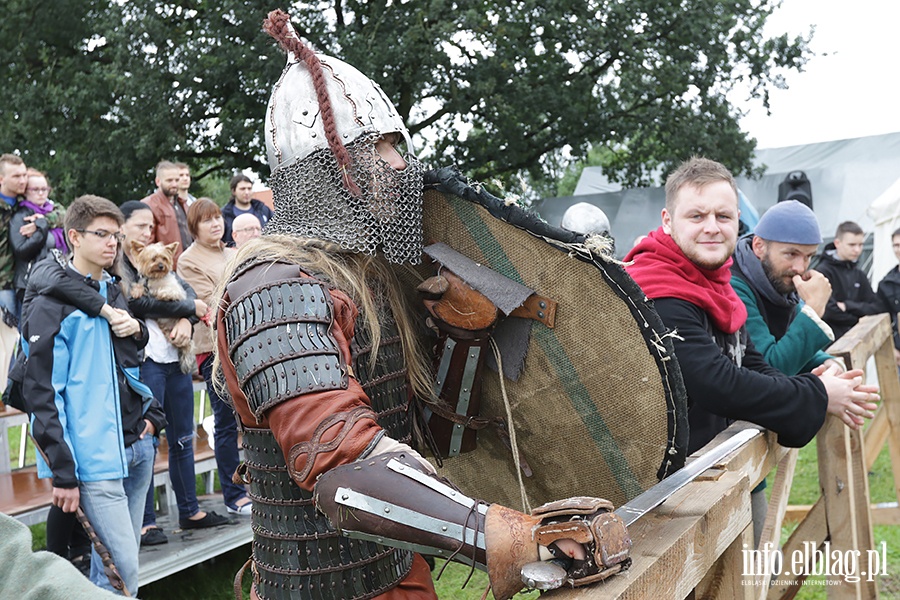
[449, 199, 643, 498]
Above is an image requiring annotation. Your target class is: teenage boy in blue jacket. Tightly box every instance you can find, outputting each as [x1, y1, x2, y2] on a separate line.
[22, 195, 165, 596]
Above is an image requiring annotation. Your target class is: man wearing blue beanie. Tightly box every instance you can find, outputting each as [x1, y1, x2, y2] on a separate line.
[730, 199, 845, 548]
[731, 200, 842, 376]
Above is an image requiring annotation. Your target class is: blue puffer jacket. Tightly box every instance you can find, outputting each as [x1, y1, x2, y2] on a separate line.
[21, 266, 165, 488]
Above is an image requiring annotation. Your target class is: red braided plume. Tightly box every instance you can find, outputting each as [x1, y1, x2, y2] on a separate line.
[263, 9, 361, 196]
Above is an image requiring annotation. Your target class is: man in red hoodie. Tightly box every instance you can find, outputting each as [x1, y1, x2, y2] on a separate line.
[625, 156, 877, 457]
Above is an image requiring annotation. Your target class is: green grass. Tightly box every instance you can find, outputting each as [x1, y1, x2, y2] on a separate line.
[11, 394, 900, 598]
[770, 440, 900, 599]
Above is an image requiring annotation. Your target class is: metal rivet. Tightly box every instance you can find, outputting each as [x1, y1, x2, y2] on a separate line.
[537, 311, 545, 319]
[539, 301, 547, 309]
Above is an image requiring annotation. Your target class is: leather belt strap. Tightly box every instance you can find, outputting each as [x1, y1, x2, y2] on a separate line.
[509, 294, 557, 328]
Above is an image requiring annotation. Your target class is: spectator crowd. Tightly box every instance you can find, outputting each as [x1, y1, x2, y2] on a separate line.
[0, 154, 268, 595]
[0, 148, 894, 596]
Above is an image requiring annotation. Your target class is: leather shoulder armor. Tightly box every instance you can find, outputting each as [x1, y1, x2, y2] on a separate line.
[223, 266, 349, 420]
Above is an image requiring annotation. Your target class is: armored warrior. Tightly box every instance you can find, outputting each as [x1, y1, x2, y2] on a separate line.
[214, 9, 631, 600]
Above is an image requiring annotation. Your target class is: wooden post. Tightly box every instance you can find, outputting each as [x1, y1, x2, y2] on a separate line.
[816, 415, 872, 599]
[754, 449, 798, 596]
[694, 524, 755, 600]
[873, 329, 900, 509]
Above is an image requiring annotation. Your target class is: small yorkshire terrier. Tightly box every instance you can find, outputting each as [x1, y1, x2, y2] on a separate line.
[130, 241, 195, 374]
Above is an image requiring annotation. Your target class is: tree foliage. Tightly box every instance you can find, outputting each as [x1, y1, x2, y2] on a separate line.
[0, 0, 809, 203]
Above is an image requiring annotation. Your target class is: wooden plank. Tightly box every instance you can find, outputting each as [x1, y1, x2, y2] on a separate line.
[863, 406, 889, 471]
[696, 423, 785, 489]
[827, 314, 891, 372]
[817, 415, 867, 599]
[549, 471, 751, 599]
[785, 503, 900, 526]
[767, 499, 827, 600]
[826, 319, 882, 599]
[784, 504, 813, 523]
[695, 524, 755, 600]
[873, 337, 900, 507]
[755, 449, 799, 595]
[872, 504, 900, 525]
[845, 426, 877, 599]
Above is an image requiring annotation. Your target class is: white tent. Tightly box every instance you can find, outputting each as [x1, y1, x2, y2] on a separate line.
[867, 176, 900, 284]
[538, 132, 900, 263]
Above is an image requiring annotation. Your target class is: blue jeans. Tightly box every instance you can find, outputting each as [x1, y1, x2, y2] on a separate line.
[200, 354, 248, 509]
[141, 359, 200, 523]
[79, 435, 154, 596]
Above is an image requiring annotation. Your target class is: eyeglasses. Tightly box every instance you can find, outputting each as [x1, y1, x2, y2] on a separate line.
[234, 226, 262, 234]
[76, 229, 126, 242]
[26, 187, 51, 194]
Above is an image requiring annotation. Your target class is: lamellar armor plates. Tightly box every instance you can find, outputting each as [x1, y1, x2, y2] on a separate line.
[223, 263, 414, 599]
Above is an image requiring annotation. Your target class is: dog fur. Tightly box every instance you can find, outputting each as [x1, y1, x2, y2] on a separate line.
[130, 241, 195, 374]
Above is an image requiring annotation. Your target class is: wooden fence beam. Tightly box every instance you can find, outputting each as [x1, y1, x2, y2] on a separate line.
[817, 415, 874, 599]
[873, 331, 900, 508]
[549, 471, 751, 599]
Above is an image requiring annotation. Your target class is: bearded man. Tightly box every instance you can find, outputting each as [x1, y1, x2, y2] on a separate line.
[213, 10, 621, 600]
[730, 200, 842, 376]
[625, 158, 877, 457]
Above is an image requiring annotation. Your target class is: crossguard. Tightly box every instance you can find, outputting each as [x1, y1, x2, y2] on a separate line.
[525, 496, 633, 589]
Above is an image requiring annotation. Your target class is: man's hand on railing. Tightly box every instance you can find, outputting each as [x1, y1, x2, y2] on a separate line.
[813, 364, 879, 429]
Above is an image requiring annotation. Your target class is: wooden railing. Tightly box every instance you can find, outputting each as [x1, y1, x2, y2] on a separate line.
[552, 313, 898, 599]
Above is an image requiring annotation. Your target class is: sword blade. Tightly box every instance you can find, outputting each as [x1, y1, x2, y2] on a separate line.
[614, 427, 760, 527]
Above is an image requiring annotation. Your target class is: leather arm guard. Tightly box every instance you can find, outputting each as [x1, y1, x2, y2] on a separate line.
[314, 451, 632, 599]
[314, 451, 539, 600]
[222, 265, 349, 422]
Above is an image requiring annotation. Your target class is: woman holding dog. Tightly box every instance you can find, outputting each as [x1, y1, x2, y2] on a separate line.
[177, 198, 252, 516]
[117, 201, 230, 546]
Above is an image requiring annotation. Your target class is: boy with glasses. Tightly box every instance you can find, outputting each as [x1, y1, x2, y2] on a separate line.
[21, 195, 165, 595]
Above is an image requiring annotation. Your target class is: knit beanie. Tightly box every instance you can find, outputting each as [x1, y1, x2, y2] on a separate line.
[754, 200, 821, 245]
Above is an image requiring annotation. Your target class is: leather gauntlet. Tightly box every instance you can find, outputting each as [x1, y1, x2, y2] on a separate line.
[530, 496, 632, 587]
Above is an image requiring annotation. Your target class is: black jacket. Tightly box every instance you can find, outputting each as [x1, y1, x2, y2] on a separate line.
[815, 245, 885, 339]
[18, 264, 165, 487]
[9, 205, 60, 293]
[654, 298, 828, 454]
[119, 254, 200, 323]
[221, 198, 272, 246]
[877, 265, 900, 350]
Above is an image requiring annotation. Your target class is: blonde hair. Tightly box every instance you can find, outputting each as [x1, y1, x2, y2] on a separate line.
[664, 156, 737, 213]
[212, 235, 432, 404]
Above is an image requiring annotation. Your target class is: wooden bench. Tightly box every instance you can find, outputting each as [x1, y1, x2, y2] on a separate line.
[2, 433, 225, 524]
[0, 466, 54, 525]
[3, 378, 224, 522]
[0, 406, 29, 473]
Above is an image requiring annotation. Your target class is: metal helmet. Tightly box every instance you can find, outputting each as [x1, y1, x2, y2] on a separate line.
[265, 54, 413, 170]
[262, 10, 424, 264]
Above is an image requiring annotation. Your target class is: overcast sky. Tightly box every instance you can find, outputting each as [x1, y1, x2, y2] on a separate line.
[738, 0, 900, 149]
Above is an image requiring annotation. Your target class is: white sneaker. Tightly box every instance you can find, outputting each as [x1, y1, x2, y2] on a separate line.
[226, 501, 252, 516]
